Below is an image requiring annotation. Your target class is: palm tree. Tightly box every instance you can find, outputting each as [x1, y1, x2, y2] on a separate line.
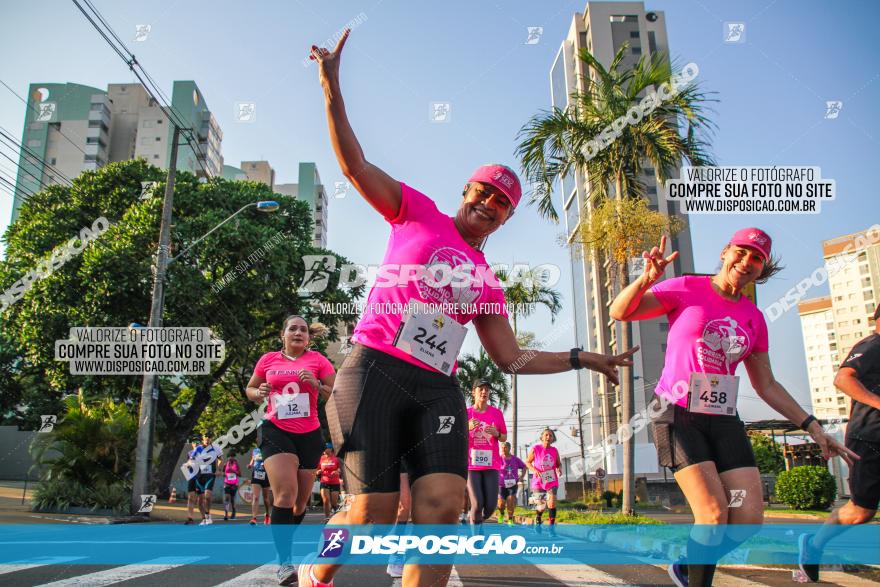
[515, 44, 714, 515]
[457, 348, 510, 410]
[497, 269, 562, 456]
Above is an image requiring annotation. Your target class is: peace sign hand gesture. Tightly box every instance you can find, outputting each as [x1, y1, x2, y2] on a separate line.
[310, 28, 351, 87]
[641, 235, 679, 286]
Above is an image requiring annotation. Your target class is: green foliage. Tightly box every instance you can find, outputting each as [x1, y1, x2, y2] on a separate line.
[32, 477, 130, 513]
[30, 391, 137, 487]
[457, 348, 511, 409]
[749, 432, 785, 475]
[774, 465, 837, 510]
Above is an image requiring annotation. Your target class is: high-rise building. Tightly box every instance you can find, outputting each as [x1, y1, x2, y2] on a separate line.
[240, 160, 275, 190]
[276, 163, 328, 248]
[11, 80, 222, 222]
[552, 2, 695, 478]
[799, 226, 880, 418]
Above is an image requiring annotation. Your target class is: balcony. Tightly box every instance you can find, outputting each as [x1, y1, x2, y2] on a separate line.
[88, 108, 111, 129]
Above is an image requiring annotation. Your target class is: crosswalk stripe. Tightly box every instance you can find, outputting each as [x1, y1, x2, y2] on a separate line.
[0, 558, 86, 576]
[528, 559, 632, 585]
[447, 566, 463, 586]
[35, 556, 207, 586]
[214, 563, 277, 586]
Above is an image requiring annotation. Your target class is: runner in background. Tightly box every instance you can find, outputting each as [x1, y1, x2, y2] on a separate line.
[798, 306, 880, 582]
[245, 315, 336, 585]
[467, 379, 506, 529]
[527, 428, 561, 535]
[222, 454, 241, 521]
[497, 441, 526, 526]
[305, 29, 636, 587]
[318, 443, 342, 523]
[194, 432, 222, 526]
[610, 231, 856, 587]
[249, 447, 272, 525]
[184, 437, 200, 525]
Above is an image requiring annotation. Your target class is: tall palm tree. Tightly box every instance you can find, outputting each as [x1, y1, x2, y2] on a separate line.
[457, 348, 511, 410]
[496, 269, 562, 456]
[516, 44, 714, 515]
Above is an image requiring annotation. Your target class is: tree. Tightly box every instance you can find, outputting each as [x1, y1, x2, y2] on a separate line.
[516, 44, 715, 515]
[749, 432, 785, 475]
[496, 269, 562, 460]
[0, 159, 362, 495]
[457, 348, 510, 410]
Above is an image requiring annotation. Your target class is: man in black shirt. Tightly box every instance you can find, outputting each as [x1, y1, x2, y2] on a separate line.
[798, 305, 879, 581]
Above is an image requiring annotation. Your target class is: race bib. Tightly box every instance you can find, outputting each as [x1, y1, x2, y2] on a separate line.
[504, 478, 516, 488]
[393, 301, 467, 375]
[275, 392, 310, 420]
[200, 464, 212, 474]
[539, 469, 556, 485]
[470, 449, 492, 467]
[687, 373, 738, 416]
[225, 473, 237, 483]
[253, 470, 266, 480]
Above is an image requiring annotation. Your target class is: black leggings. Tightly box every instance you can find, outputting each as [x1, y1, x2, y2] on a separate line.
[467, 470, 499, 524]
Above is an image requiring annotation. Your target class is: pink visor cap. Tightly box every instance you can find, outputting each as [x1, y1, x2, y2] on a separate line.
[729, 227, 772, 260]
[468, 164, 522, 209]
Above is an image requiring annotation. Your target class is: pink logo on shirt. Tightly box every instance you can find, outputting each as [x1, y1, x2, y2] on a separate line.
[699, 317, 750, 372]
[418, 246, 482, 307]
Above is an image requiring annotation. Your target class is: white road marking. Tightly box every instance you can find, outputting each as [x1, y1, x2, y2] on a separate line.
[36, 556, 207, 586]
[0, 557, 86, 576]
[214, 563, 277, 586]
[527, 558, 633, 585]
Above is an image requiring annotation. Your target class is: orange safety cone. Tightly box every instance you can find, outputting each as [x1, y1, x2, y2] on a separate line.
[169, 487, 177, 503]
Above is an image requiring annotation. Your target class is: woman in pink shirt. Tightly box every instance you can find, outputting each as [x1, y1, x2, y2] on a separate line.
[302, 30, 637, 587]
[527, 428, 561, 535]
[222, 455, 241, 521]
[466, 379, 507, 528]
[245, 315, 336, 585]
[611, 231, 857, 587]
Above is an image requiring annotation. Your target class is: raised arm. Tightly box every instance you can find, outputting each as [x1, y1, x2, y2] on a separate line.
[609, 235, 677, 321]
[311, 30, 402, 219]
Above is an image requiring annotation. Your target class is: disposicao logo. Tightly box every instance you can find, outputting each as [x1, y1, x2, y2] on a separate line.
[320, 528, 349, 558]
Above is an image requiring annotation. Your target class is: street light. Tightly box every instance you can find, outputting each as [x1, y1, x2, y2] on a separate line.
[131, 197, 279, 515]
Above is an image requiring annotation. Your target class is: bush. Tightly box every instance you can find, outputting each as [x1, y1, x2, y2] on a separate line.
[774, 466, 836, 510]
[32, 477, 130, 513]
[601, 490, 616, 507]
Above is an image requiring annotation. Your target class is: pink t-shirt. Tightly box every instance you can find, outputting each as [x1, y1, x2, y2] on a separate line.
[351, 183, 509, 372]
[254, 350, 335, 434]
[530, 444, 559, 490]
[650, 275, 769, 408]
[467, 405, 507, 470]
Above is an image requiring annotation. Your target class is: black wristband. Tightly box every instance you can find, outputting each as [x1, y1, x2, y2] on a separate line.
[800, 415, 818, 431]
[570, 347, 582, 370]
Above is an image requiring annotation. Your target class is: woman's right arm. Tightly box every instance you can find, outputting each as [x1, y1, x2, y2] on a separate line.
[609, 235, 677, 321]
[313, 30, 402, 219]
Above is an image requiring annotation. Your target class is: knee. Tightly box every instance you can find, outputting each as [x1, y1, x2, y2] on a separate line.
[273, 489, 296, 507]
[414, 493, 462, 524]
[695, 504, 728, 525]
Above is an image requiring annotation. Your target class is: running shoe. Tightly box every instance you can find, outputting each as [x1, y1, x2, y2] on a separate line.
[223, 514, 228, 521]
[507, 519, 514, 527]
[265, 514, 271, 525]
[386, 563, 404, 578]
[249, 517, 257, 526]
[184, 518, 195, 525]
[298, 555, 334, 587]
[199, 518, 209, 526]
[667, 561, 688, 587]
[497, 513, 505, 524]
[798, 533, 820, 582]
[276, 563, 298, 586]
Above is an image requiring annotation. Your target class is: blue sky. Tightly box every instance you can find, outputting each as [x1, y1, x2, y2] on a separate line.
[1, 0, 878, 457]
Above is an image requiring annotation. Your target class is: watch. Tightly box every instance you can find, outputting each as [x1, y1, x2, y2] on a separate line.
[570, 347, 582, 370]
[799, 415, 818, 431]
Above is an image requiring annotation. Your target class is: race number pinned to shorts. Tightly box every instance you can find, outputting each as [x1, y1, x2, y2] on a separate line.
[253, 470, 266, 480]
[470, 449, 492, 468]
[504, 478, 516, 488]
[274, 390, 310, 420]
[687, 373, 738, 416]
[539, 469, 556, 485]
[393, 300, 466, 375]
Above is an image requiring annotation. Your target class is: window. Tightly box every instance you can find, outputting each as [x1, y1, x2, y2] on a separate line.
[153, 154, 159, 159]
[860, 264, 869, 275]
[834, 296, 843, 302]
[863, 277, 872, 287]
[157, 119, 163, 124]
[839, 407, 847, 415]
[155, 137, 161, 141]
[50, 158, 56, 165]
[631, 46, 642, 55]
[647, 186, 657, 194]
[630, 31, 639, 38]
[143, 120, 154, 128]
[27, 139, 41, 147]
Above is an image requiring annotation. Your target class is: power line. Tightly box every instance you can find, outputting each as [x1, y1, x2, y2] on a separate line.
[0, 127, 75, 187]
[0, 77, 89, 157]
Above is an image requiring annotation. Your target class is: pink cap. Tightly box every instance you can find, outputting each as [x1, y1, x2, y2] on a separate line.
[468, 164, 522, 209]
[729, 227, 772, 260]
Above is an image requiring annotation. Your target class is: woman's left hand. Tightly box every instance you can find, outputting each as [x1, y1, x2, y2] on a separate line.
[484, 425, 499, 438]
[809, 425, 860, 467]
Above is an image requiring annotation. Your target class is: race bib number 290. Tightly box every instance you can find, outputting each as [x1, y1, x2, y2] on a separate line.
[393, 301, 467, 376]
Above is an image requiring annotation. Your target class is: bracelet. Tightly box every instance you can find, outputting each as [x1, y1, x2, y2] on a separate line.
[570, 347, 582, 370]
[799, 415, 818, 431]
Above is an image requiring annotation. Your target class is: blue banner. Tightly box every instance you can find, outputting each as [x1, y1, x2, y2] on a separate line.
[1, 524, 879, 565]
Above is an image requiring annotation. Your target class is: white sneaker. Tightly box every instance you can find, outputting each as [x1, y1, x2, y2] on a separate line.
[199, 518, 208, 526]
[205, 517, 213, 525]
[386, 563, 404, 578]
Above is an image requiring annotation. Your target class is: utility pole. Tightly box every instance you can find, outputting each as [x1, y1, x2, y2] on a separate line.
[131, 126, 180, 515]
[576, 402, 587, 502]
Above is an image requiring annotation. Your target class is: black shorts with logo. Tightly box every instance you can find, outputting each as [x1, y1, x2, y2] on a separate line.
[846, 436, 880, 510]
[194, 474, 216, 494]
[499, 485, 518, 500]
[652, 401, 756, 474]
[259, 420, 324, 469]
[326, 344, 468, 493]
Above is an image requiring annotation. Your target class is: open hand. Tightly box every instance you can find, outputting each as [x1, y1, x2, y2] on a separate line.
[585, 346, 640, 386]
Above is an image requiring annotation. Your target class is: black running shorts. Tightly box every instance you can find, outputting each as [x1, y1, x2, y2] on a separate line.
[652, 401, 756, 474]
[499, 485, 518, 500]
[259, 420, 324, 469]
[326, 344, 468, 493]
[194, 474, 215, 494]
[846, 436, 880, 510]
